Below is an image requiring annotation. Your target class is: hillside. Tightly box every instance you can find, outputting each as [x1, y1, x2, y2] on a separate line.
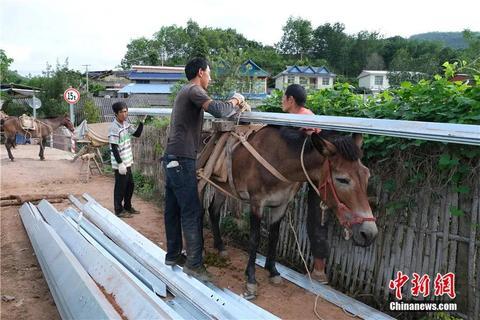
[409, 31, 478, 49]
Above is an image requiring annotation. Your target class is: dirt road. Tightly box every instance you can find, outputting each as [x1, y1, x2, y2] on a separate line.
[0, 145, 352, 320]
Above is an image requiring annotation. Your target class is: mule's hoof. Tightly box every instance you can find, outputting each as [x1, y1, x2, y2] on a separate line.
[269, 275, 282, 285]
[218, 250, 228, 258]
[242, 282, 257, 300]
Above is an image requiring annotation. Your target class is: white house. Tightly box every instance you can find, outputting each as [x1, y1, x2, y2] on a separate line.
[273, 65, 336, 90]
[357, 70, 390, 92]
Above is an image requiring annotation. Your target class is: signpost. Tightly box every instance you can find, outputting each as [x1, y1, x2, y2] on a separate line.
[63, 87, 80, 125]
[27, 95, 42, 119]
[64, 87, 80, 154]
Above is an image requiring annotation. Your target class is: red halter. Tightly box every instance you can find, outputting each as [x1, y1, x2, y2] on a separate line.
[318, 159, 376, 228]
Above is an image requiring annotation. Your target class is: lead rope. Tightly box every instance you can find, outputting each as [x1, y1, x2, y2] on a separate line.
[287, 209, 326, 320]
[235, 101, 250, 125]
[300, 138, 327, 225]
[296, 137, 358, 319]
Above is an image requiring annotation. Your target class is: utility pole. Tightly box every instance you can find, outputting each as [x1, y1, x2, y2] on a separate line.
[82, 64, 91, 93]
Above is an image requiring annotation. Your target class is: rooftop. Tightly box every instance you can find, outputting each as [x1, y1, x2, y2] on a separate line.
[118, 83, 174, 94]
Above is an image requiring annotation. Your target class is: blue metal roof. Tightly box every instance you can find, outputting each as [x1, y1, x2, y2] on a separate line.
[274, 65, 335, 79]
[118, 83, 173, 94]
[128, 71, 185, 81]
[243, 93, 268, 100]
[239, 59, 270, 77]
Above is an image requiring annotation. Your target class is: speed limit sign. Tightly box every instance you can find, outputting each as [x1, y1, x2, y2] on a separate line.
[64, 88, 80, 104]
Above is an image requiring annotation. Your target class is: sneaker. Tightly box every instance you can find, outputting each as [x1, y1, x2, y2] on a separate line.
[183, 265, 211, 282]
[165, 254, 187, 267]
[125, 207, 140, 214]
[311, 269, 329, 284]
[116, 210, 133, 218]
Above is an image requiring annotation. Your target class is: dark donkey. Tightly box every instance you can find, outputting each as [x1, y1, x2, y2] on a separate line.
[204, 126, 378, 298]
[2, 115, 74, 161]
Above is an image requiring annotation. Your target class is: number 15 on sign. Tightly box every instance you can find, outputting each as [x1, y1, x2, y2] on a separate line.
[64, 88, 80, 124]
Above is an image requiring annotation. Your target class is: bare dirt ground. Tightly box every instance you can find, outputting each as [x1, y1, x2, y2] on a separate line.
[1, 145, 353, 320]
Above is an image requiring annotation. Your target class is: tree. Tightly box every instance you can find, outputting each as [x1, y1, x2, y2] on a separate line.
[209, 49, 248, 99]
[0, 49, 24, 83]
[276, 17, 313, 60]
[0, 49, 13, 82]
[381, 36, 409, 69]
[120, 20, 265, 69]
[312, 23, 350, 74]
[153, 25, 189, 64]
[120, 37, 159, 69]
[347, 31, 383, 76]
[390, 48, 412, 71]
[26, 59, 83, 117]
[365, 52, 385, 70]
[82, 98, 101, 123]
[460, 30, 480, 75]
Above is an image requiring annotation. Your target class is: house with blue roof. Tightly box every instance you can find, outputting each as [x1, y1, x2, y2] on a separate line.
[273, 65, 336, 90]
[118, 65, 186, 97]
[237, 59, 270, 99]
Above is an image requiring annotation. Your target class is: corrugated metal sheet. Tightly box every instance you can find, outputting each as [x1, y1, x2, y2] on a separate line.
[19, 202, 121, 319]
[256, 254, 395, 320]
[70, 194, 280, 320]
[126, 108, 480, 145]
[128, 71, 185, 81]
[118, 83, 173, 94]
[36, 200, 179, 320]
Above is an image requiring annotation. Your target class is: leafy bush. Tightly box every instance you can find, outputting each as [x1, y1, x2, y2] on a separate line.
[147, 117, 170, 129]
[258, 63, 479, 216]
[132, 170, 156, 199]
[82, 98, 101, 123]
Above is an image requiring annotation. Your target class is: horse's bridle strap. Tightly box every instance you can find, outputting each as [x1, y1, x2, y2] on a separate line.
[300, 137, 376, 228]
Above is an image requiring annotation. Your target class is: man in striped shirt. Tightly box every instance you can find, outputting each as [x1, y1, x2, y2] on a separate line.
[108, 101, 144, 218]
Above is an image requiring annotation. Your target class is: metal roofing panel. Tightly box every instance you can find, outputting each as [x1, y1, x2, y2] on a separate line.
[126, 108, 480, 146]
[63, 208, 167, 297]
[118, 83, 173, 94]
[71, 194, 280, 320]
[255, 255, 395, 320]
[129, 72, 185, 80]
[19, 203, 121, 320]
[36, 200, 179, 320]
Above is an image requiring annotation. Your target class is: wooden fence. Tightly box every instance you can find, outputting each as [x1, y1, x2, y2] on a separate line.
[132, 125, 479, 319]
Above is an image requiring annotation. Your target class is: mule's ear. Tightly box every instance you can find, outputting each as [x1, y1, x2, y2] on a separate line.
[311, 133, 336, 157]
[353, 133, 363, 149]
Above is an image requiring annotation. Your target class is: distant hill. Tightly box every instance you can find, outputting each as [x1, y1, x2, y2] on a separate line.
[409, 32, 478, 49]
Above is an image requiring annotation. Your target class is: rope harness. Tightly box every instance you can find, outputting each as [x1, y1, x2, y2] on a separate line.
[198, 126, 375, 230]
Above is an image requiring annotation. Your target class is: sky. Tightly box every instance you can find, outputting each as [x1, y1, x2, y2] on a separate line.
[1, 0, 479, 76]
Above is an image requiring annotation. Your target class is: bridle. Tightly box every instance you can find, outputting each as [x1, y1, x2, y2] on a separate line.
[64, 118, 74, 132]
[301, 137, 376, 229]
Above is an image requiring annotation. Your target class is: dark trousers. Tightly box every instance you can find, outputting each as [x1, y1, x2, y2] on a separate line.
[163, 155, 204, 268]
[114, 166, 134, 214]
[307, 186, 330, 259]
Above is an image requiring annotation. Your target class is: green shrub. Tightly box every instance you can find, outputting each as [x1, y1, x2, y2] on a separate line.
[83, 98, 101, 123]
[132, 170, 156, 199]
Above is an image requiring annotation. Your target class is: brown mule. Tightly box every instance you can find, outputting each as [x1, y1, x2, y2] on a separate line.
[203, 126, 378, 299]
